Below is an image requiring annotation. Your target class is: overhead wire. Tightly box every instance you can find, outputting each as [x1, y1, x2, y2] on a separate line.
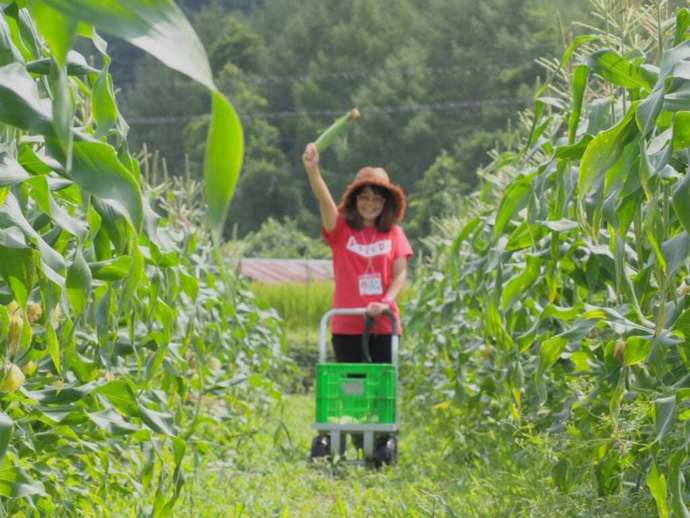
[126, 97, 531, 125]
[121, 55, 546, 88]
[122, 55, 540, 125]
[242, 59, 543, 84]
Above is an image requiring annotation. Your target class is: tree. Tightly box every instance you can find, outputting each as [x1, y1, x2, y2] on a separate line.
[246, 0, 590, 238]
[117, 7, 307, 237]
[406, 151, 471, 238]
[113, 0, 592, 240]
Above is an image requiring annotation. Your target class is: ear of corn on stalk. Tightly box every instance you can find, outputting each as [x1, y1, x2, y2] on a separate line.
[0, 363, 25, 393]
[27, 303, 42, 323]
[314, 108, 360, 152]
[8, 316, 22, 357]
[7, 302, 19, 315]
[21, 361, 37, 376]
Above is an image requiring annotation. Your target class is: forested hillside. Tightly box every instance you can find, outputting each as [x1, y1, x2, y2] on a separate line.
[108, 0, 591, 239]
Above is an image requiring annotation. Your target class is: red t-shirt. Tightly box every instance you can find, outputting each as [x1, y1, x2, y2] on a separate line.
[322, 215, 413, 335]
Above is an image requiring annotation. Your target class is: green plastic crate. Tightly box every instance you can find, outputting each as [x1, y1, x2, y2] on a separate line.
[315, 363, 396, 424]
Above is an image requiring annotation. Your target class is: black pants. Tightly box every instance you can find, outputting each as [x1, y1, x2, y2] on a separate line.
[332, 334, 393, 364]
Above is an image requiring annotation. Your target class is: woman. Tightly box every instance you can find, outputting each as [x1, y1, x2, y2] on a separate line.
[302, 142, 413, 364]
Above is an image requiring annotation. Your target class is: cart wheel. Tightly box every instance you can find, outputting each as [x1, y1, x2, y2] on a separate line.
[310, 435, 330, 460]
[373, 436, 397, 467]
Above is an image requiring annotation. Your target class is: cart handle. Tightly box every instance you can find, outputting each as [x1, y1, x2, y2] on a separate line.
[318, 308, 399, 366]
[362, 310, 398, 363]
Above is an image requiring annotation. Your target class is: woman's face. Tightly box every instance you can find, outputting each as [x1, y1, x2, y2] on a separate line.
[356, 186, 386, 225]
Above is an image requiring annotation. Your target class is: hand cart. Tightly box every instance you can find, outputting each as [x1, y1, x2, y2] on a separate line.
[310, 308, 399, 466]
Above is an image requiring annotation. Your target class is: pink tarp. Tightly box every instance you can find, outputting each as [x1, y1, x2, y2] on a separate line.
[232, 258, 333, 284]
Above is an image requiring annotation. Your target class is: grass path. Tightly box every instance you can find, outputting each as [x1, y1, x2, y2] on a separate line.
[171, 390, 651, 518]
[169, 329, 654, 517]
[173, 392, 462, 517]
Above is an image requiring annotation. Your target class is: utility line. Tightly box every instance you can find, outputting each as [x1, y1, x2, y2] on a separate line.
[122, 56, 545, 88]
[244, 60, 542, 84]
[127, 97, 531, 125]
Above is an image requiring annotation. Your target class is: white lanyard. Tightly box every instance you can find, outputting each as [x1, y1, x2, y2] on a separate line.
[357, 227, 383, 296]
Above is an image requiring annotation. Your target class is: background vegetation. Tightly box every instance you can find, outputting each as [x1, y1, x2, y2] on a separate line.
[107, 0, 592, 240]
[404, 2, 690, 516]
[0, 1, 282, 514]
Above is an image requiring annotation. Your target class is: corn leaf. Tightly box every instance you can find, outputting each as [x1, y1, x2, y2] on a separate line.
[4, 4, 40, 62]
[66, 247, 91, 316]
[623, 335, 653, 366]
[40, 0, 243, 241]
[27, 2, 76, 67]
[603, 136, 640, 198]
[64, 140, 143, 231]
[587, 49, 657, 90]
[538, 336, 567, 373]
[664, 82, 690, 112]
[560, 34, 599, 68]
[0, 62, 54, 135]
[88, 256, 132, 281]
[542, 304, 583, 321]
[661, 231, 690, 275]
[670, 452, 690, 518]
[41, 0, 213, 89]
[138, 404, 175, 436]
[449, 216, 481, 262]
[662, 41, 690, 79]
[647, 461, 669, 518]
[0, 155, 30, 186]
[637, 86, 665, 137]
[94, 379, 140, 417]
[501, 255, 541, 310]
[674, 8, 690, 45]
[673, 170, 690, 232]
[205, 91, 244, 242]
[0, 412, 12, 462]
[654, 396, 677, 444]
[0, 193, 65, 282]
[568, 65, 590, 144]
[26, 52, 98, 76]
[0, 246, 35, 307]
[91, 63, 118, 138]
[579, 107, 639, 198]
[0, 13, 23, 66]
[87, 408, 140, 435]
[23, 176, 88, 239]
[43, 321, 61, 374]
[672, 111, 690, 150]
[494, 172, 536, 237]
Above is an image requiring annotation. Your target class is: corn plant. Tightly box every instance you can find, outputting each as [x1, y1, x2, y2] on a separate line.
[406, 1, 690, 513]
[0, 1, 284, 514]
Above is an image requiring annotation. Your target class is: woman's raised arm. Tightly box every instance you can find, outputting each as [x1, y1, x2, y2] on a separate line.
[302, 143, 338, 232]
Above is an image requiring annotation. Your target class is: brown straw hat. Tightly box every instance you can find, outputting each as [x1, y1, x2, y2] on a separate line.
[337, 167, 407, 222]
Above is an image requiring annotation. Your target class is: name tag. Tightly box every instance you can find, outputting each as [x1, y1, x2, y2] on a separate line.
[358, 273, 383, 296]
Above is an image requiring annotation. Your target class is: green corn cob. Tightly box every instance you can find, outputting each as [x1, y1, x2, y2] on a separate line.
[314, 108, 361, 152]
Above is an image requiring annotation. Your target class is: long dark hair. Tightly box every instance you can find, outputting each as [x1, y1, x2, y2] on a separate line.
[342, 184, 396, 232]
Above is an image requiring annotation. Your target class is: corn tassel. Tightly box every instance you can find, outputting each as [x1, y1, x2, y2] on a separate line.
[314, 108, 360, 152]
